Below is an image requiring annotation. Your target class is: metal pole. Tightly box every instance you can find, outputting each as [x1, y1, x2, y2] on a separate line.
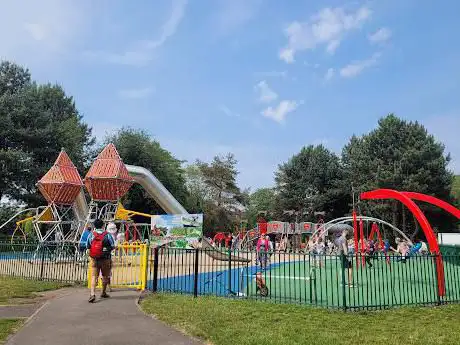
[152, 247, 159, 292]
[193, 249, 199, 297]
[341, 253, 347, 311]
[40, 245, 46, 280]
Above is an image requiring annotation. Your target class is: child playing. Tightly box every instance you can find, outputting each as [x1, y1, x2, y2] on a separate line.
[395, 237, 410, 263]
[313, 237, 326, 267]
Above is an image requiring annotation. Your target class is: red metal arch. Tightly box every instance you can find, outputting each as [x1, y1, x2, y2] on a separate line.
[401, 192, 460, 219]
[360, 189, 438, 252]
[360, 188, 445, 296]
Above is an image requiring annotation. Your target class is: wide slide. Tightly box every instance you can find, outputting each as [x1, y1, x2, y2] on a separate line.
[200, 237, 251, 263]
[73, 164, 250, 262]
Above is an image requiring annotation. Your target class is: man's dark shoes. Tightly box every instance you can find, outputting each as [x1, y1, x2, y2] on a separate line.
[100, 292, 110, 298]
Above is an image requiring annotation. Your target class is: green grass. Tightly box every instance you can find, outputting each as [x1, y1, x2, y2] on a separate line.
[0, 319, 23, 344]
[142, 293, 460, 345]
[0, 276, 69, 304]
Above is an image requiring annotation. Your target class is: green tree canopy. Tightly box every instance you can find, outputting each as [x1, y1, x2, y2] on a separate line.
[342, 114, 455, 236]
[0, 61, 93, 206]
[274, 145, 348, 222]
[452, 175, 460, 207]
[193, 153, 247, 235]
[245, 188, 276, 227]
[104, 128, 188, 215]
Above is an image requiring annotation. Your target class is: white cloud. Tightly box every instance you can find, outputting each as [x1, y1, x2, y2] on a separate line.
[219, 105, 240, 117]
[142, 0, 188, 49]
[326, 40, 340, 54]
[340, 52, 381, 78]
[0, 0, 90, 65]
[262, 100, 301, 123]
[279, 48, 295, 64]
[255, 80, 278, 103]
[213, 0, 262, 34]
[279, 6, 372, 63]
[368, 27, 391, 44]
[118, 87, 154, 99]
[82, 0, 188, 66]
[324, 68, 335, 81]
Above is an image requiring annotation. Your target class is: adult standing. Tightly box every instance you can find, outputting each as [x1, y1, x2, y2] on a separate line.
[335, 229, 353, 287]
[86, 219, 115, 303]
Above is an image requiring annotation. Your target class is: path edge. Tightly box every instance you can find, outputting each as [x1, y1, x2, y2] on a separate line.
[135, 290, 208, 345]
[3, 288, 79, 345]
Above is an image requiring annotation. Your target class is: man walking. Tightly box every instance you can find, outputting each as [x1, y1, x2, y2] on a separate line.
[86, 219, 115, 303]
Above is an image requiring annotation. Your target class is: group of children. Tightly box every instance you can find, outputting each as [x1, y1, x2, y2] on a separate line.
[304, 232, 426, 267]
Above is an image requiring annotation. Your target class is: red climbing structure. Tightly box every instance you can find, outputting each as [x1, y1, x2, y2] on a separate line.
[83, 143, 134, 201]
[368, 223, 384, 250]
[37, 150, 83, 205]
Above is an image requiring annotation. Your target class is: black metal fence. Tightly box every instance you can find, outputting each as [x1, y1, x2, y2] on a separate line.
[0, 242, 87, 284]
[148, 247, 460, 311]
[2, 242, 460, 311]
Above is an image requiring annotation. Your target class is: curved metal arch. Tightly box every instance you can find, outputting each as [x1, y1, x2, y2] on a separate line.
[0, 208, 37, 231]
[321, 216, 412, 244]
[360, 189, 438, 253]
[360, 188, 445, 296]
[401, 192, 460, 219]
[312, 216, 412, 243]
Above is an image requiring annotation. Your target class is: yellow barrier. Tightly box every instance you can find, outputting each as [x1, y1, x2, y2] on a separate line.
[87, 242, 148, 290]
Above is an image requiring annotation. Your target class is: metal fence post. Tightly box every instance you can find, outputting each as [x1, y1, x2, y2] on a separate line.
[193, 249, 199, 297]
[433, 253, 442, 305]
[152, 247, 159, 293]
[40, 245, 46, 280]
[341, 253, 347, 311]
[228, 248, 232, 294]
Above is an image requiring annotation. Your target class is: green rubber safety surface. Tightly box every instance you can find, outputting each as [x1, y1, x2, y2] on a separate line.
[244, 255, 460, 309]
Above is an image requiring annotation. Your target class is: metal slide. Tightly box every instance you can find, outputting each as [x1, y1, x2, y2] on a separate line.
[126, 165, 187, 214]
[74, 164, 250, 262]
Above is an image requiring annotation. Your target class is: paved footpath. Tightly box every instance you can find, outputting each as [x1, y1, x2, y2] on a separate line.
[6, 289, 202, 345]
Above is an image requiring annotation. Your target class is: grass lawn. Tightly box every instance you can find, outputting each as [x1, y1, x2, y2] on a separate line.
[0, 276, 70, 304]
[141, 293, 460, 345]
[0, 319, 23, 344]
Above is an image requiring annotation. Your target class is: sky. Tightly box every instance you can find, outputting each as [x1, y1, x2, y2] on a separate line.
[1, 0, 459, 191]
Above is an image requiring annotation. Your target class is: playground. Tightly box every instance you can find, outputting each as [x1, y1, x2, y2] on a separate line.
[0, 142, 459, 313]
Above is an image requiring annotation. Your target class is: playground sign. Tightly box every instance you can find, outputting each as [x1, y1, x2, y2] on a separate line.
[150, 214, 203, 248]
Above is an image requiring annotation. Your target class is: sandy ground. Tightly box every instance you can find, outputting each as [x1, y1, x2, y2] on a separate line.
[0, 250, 307, 286]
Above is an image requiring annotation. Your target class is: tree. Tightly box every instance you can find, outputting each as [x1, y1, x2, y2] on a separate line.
[197, 153, 245, 211]
[105, 128, 188, 215]
[184, 164, 210, 213]
[274, 145, 348, 222]
[245, 188, 276, 227]
[0, 61, 93, 206]
[195, 153, 247, 235]
[0, 61, 31, 95]
[453, 175, 460, 207]
[342, 114, 455, 237]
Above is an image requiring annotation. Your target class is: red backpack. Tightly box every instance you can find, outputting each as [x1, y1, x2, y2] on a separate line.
[89, 231, 108, 259]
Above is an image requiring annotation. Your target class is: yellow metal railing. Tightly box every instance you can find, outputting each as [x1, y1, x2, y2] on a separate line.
[87, 242, 148, 290]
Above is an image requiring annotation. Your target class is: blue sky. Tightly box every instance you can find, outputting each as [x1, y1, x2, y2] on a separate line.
[1, 0, 459, 190]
